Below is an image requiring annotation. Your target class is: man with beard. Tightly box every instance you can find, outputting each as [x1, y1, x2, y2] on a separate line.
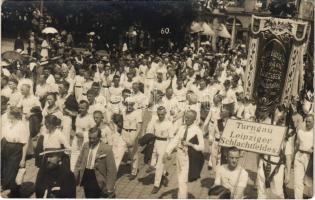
[35, 149, 76, 198]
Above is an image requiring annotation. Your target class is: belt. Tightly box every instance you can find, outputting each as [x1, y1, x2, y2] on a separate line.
[262, 157, 283, 165]
[155, 136, 167, 141]
[178, 100, 186, 102]
[298, 149, 312, 154]
[123, 128, 137, 132]
[110, 101, 120, 104]
[102, 86, 110, 88]
[2, 138, 23, 145]
[75, 86, 83, 88]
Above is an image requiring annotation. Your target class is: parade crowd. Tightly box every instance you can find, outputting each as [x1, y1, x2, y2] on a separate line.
[1, 22, 314, 199]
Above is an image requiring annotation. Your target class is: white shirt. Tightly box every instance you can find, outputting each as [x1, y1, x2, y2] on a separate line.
[86, 143, 100, 169]
[151, 119, 174, 139]
[132, 92, 148, 109]
[122, 109, 142, 130]
[75, 114, 95, 144]
[297, 129, 313, 152]
[174, 87, 187, 102]
[166, 124, 204, 155]
[42, 129, 69, 149]
[214, 165, 249, 198]
[2, 120, 29, 144]
[221, 89, 237, 105]
[108, 86, 123, 103]
[17, 94, 41, 117]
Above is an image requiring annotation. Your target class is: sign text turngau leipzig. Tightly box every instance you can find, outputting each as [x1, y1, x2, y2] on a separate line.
[219, 119, 287, 156]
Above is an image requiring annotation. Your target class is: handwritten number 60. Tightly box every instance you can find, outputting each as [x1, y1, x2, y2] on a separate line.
[161, 28, 170, 34]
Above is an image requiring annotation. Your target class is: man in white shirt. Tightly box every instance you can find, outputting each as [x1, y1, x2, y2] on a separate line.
[150, 106, 174, 194]
[121, 97, 143, 180]
[163, 110, 204, 198]
[152, 71, 169, 94]
[212, 147, 248, 199]
[220, 80, 237, 117]
[294, 114, 314, 199]
[132, 82, 148, 110]
[108, 75, 124, 115]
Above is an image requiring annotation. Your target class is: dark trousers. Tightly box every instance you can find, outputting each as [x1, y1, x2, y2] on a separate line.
[82, 169, 107, 198]
[1, 138, 23, 197]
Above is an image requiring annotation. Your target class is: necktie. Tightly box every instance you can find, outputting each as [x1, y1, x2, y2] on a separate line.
[182, 126, 189, 142]
[87, 149, 93, 169]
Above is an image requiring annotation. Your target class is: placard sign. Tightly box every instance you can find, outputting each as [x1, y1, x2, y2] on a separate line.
[219, 119, 287, 156]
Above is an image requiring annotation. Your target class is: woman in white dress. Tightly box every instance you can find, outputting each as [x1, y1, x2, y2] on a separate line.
[40, 36, 49, 61]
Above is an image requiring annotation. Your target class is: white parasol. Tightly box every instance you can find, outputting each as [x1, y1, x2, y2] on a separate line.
[201, 22, 215, 36]
[42, 27, 58, 34]
[87, 32, 95, 36]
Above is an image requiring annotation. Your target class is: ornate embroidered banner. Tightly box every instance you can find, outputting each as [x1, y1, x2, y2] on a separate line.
[245, 15, 309, 117]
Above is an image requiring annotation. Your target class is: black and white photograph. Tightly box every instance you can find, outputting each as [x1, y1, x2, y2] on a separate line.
[0, 0, 314, 198]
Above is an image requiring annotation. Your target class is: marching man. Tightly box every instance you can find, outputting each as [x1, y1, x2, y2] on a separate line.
[121, 97, 143, 180]
[150, 106, 174, 194]
[163, 110, 204, 198]
[294, 114, 313, 199]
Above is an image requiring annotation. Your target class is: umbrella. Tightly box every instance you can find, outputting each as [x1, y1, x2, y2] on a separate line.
[42, 27, 58, 34]
[2, 51, 27, 63]
[201, 22, 215, 36]
[87, 32, 95, 36]
[190, 21, 204, 33]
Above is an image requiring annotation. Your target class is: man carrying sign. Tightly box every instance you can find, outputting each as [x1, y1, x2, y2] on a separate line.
[210, 147, 249, 199]
[256, 114, 294, 199]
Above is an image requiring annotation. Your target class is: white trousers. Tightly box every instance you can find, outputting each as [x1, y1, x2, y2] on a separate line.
[176, 150, 189, 199]
[294, 151, 311, 199]
[112, 134, 128, 169]
[153, 140, 168, 187]
[256, 159, 285, 199]
[122, 130, 139, 175]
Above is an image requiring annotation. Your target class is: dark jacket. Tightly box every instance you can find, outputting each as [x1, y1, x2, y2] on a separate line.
[188, 135, 205, 182]
[74, 141, 117, 194]
[35, 163, 76, 198]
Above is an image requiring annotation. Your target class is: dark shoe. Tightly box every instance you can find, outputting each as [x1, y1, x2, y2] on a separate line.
[164, 171, 169, 176]
[151, 186, 160, 194]
[208, 166, 212, 170]
[129, 174, 137, 180]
